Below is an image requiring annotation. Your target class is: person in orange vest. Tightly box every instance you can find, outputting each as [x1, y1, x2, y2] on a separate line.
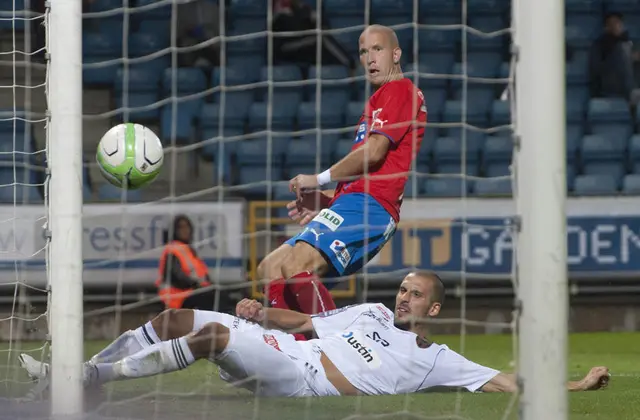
[155, 214, 214, 310]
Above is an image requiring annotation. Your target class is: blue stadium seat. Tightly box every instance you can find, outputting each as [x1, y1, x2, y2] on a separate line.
[605, 0, 638, 13]
[226, 29, 265, 57]
[590, 124, 632, 142]
[260, 65, 304, 101]
[443, 128, 485, 144]
[88, 0, 121, 12]
[0, 133, 32, 163]
[436, 163, 479, 176]
[581, 134, 627, 162]
[566, 61, 589, 85]
[588, 99, 632, 135]
[115, 92, 160, 121]
[114, 68, 161, 92]
[226, 55, 265, 80]
[291, 135, 337, 167]
[419, 0, 461, 18]
[324, 0, 366, 17]
[417, 28, 459, 54]
[565, 23, 594, 49]
[566, 0, 602, 14]
[309, 65, 351, 102]
[422, 178, 467, 198]
[199, 102, 248, 131]
[452, 87, 496, 111]
[483, 135, 513, 165]
[422, 89, 447, 122]
[330, 24, 361, 55]
[160, 99, 203, 144]
[433, 136, 482, 164]
[137, 20, 170, 42]
[473, 178, 512, 196]
[566, 15, 601, 38]
[97, 183, 142, 202]
[233, 18, 268, 35]
[212, 66, 258, 87]
[135, 0, 172, 20]
[622, 174, 640, 195]
[236, 167, 283, 198]
[272, 183, 294, 201]
[566, 124, 584, 164]
[567, 89, 587, 123]
[0, 185, 42, 204]
[229, 0, 267, 17]
[127, 33, 170, 75]
[567, 164, 577, 192]
[452, 57, 500, 83]
[468, 0, 510, 15]
[83, 33, 122, 86]
[347, 102, 364, 125]
[485, 162, 511, 177]
[573, 174, 618, 196]
[248, 102, 297, 131]
[404, 63, 450, 90]
[490, 100, 511, 126]
[466, 30, 507, 52]
[162, 68, 207, 96]
[471, 15, 507, 32]
[297, 102, 344, 129]
[0, 0, 25, 30]
[235, 136, 289, 167]
[334, 138, 353, 160]
[628, 134, 640, 163]
[404, 175, 425, 198]
[443, 101, 487, 126]
[582, 162, 626, 184]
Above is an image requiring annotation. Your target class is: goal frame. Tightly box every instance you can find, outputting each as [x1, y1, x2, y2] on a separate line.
[48, 0, 84, 415]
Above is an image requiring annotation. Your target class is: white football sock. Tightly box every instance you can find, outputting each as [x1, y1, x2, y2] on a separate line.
[113, 337, 195, 380]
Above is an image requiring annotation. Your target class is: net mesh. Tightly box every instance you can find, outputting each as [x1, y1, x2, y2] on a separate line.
[0, 0, 521, 418]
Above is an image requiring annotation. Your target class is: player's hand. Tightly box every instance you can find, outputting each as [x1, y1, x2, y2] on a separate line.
[580, 366, 610, 391]
[289, 174, 319, 199]
[235, 298, 265, 323]
[285, 190, 326, 226]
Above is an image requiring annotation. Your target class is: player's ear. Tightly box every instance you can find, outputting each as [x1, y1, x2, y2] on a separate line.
[428, 302, 441, 317]
[393, 47, 402, 65]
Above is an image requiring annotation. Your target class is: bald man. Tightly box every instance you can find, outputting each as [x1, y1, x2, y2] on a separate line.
[21, 271, 610, 397]
[258, 25, 428, 328]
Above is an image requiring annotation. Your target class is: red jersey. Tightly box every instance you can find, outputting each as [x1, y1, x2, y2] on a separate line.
[330, 78, 427, 221]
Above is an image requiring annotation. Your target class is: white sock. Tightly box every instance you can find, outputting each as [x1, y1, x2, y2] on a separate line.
[113, 337, 195, 380]
[133, 321, 162, 347]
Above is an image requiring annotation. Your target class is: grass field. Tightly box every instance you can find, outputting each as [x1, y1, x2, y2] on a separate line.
[7, 332, 640, 419]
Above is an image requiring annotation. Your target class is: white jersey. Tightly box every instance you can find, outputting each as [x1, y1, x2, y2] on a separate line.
[306, 303, 499, 395]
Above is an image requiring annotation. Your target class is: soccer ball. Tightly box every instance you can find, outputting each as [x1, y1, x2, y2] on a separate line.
[96, 123, 164, 189]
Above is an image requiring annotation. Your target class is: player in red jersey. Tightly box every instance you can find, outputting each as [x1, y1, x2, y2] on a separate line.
[259, 25, 427, 329]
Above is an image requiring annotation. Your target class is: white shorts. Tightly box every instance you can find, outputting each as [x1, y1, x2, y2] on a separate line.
[192, 310, 340, 398]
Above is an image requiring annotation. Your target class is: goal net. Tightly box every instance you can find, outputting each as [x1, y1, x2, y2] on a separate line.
[0, 0, 567, 418]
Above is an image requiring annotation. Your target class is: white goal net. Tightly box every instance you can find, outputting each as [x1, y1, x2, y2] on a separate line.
[0, 0, 568, 419]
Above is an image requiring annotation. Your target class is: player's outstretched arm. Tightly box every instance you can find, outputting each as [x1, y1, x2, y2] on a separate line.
[480, 366, 610, 393]
[236, 298, 314, 335]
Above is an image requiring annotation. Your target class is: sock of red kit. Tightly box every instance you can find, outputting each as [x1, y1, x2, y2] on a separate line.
[287, 271, 337, 316]
[264, 278, 307, 341]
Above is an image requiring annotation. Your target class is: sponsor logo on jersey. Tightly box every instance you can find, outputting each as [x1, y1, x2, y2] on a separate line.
[366, 331, 390, 347]
[313, 209, 344, 231]
[330, 240, 351, 268]
[263, 334, 281, 352]
[363, 309, 390, 330]
[311, 304, 358, 318]
[232, 317, 241, 330]
[371, 108, 387, 130]
[341, 331, 381, 368]
[375, 305, 391, 321]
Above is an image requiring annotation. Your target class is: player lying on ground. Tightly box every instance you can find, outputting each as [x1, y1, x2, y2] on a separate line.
[20, 271, 609, 397]
[257, 23, 428, 324]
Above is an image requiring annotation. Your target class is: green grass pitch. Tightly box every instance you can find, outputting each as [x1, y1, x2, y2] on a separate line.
[9, 332, 640, 419]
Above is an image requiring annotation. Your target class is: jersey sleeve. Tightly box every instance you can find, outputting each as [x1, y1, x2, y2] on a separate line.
[421, 347, 500, 393]
[369, 83, 423, 144]
[311, 304, 374, 337]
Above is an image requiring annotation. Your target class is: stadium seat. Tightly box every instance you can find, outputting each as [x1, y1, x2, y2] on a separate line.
[582, 162, 626, 184]
[88, 0, 121, 12]
[324, 0, 366, 17]
[127, 33, 170, 75]
[566, 124, 584, 164]
[629, 134, 640, 163]
[226, 29, 265, 57]
[135, 0, 172, 20]
[422, 178, 467, 198]
[566, 0, 602, 14]
[485, 162, 511, 178]
[433, 136, 482, 164]
[115, 92, 160, 121]
[229, 0, 268, 17]
[137, 20, 171, 42]
[83, 33, 122, 86]
[404, 63, 449, 90]
[233, 17, 268, 34]
[483, 135, 513, 165]
[97, 183, 142, 202]
[289, 135, 336, 167]
[200, 100, 250, 130]
[588, 98, 632, 123]
[346, 102, 364, 126]
[436, 163, 479, 177]
[468, 0, 510, 15]
[235, 136, 289, 167]
[236, 166, 282, 198]
[212, 65, 258, 88]
[466, 30, 506, 53]
[114, 68, 161, 92]
[297, 102, 344, 129]
[490, 100, 511, 126]
[566, 89, 588, 123]
[334, 138, 353, 160]
[565, 23, 594, 50]
[473, 178, 512, 196]
[248, 102, 297, 131]
[0, 133, 33, 163]
[573, 174, 618, 196]
[581, 134, 627, 163]
[330, 24, 362, 55]
[226, 55, 265, 81]
[417, 27, 459, 54]
[162, 68, 207, 96]
[260, 65, 304, 101]
[443, 100, 487, 126]
[605, 0, 638, 14]
[309, 65, 351, 98]
[160, 99, 203, 144]
[419, 0, 461, 18]
[622, 174, 640, 195]
[404, 175, 425, 198]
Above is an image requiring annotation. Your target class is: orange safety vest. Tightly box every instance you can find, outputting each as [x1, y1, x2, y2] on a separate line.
[155, 241, 210, 309]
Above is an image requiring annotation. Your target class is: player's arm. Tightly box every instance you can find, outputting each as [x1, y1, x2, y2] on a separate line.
[235, 299, 315, 335]
[480, 367, 610, 393]
[323, 134, 391, 183]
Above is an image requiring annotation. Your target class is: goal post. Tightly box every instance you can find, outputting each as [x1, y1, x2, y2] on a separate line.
[514, 0, 568, 418]
[48, 0, 84, 415]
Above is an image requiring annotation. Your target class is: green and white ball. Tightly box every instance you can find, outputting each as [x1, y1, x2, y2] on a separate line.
[96, 123, 164, 189]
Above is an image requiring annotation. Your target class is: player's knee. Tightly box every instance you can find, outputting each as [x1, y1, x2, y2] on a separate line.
[258, 245, 292, 280]
[151, 308, 194, 340]
[187, 321, 230, 359]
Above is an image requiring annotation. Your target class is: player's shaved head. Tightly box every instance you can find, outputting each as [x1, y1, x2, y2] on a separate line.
[360, 24, 399, 48]
[411, 271, 446, 307]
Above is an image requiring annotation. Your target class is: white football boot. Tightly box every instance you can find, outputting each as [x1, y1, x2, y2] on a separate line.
[18, 353, 48, 380]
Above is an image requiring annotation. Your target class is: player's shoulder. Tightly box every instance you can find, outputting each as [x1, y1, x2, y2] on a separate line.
[310, 303, 365, 318]
[371, 78, 423, 103]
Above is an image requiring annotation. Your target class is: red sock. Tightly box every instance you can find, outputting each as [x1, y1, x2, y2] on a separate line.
[287, 271, 337, 315]
[265, 278, 307, 341]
